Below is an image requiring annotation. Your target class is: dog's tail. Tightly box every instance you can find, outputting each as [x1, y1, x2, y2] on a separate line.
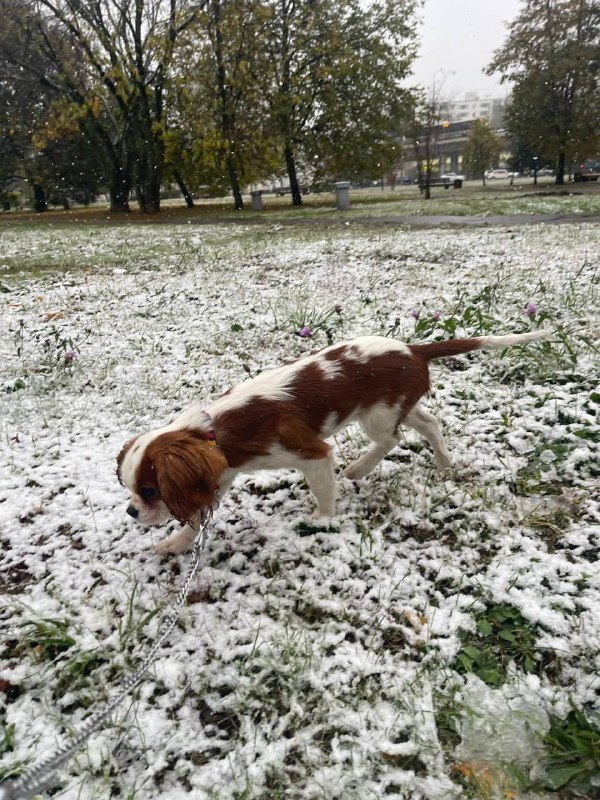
[409, 330, 550, 362]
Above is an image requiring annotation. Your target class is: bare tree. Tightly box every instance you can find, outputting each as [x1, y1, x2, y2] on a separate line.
[409, 75, 451, 199]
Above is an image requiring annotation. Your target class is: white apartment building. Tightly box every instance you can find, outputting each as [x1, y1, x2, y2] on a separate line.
[444, 92, 506, 127]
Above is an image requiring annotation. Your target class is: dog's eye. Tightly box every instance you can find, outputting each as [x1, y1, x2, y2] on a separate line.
[139, 487, 156, 501]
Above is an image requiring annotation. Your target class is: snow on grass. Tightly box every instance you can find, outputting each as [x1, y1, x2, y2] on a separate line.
[341, 190, 600, 219]
[238, 183, 600, 220]
[1, 221, 599, 799]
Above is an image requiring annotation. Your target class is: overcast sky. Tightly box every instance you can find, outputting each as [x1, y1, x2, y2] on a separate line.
[410, 0, 523, 97]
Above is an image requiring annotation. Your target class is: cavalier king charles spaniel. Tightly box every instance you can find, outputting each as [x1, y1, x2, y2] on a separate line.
[117, 331, 548, 554]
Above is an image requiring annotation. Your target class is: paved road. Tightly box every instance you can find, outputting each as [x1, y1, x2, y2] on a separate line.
[351, 212, 600, 227]
[167, 212, 600, 228]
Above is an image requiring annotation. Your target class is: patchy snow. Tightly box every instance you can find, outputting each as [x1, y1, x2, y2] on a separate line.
[0, 222, 599, 799]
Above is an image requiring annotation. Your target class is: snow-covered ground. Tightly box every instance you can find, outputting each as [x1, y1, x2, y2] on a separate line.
[1, 222, 598, 799]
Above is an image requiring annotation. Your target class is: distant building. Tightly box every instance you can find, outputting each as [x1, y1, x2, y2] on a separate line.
[390, 91, 508, 182]
[443, 91, 506, 128]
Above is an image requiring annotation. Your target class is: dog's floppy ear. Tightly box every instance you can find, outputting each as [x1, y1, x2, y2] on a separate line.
[150, 431, 228, 524]
[116, 436, 138, 485]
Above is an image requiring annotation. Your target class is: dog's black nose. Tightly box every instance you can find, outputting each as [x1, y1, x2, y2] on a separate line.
[126, 505, 139, 519]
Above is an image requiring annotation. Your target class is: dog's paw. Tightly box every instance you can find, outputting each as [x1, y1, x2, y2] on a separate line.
[296, 514, 338, 537]
[343, 461, 369, 481]
[154, 523, 200, 556]
[311, 509, 336, 521]
[154, 537, 192, 556]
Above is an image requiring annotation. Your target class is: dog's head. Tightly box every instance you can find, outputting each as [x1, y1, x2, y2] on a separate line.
[117, 429, 228, 526]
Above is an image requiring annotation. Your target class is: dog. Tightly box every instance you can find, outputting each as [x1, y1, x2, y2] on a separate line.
[117, 331, 548, 554]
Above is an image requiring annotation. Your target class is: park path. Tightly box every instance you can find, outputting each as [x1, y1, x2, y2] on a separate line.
[2, 211, 599, 228]
[210, 211, 600, 228]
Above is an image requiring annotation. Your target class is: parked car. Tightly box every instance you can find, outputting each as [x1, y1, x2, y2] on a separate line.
[573, 164, 600, 182]
[537, 168, 554, 176]
[484, 169, 511, 179]
[440, 172, 466, 181]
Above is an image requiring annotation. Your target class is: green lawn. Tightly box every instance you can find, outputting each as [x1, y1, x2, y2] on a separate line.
[2, 177, 600, 226]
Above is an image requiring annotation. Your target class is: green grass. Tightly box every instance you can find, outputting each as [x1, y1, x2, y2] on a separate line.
[539, 709, 600, 795]
[2, 177, 600, 229]
[336, 183, 600, 219]
[454, 603, 553, 686]
[15, 618, 76, 662]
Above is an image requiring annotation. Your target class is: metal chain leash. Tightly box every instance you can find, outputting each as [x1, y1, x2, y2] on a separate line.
[0, 517, 212, 800]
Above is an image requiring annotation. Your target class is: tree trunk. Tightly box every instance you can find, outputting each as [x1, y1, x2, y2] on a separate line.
[210, 0, 244, 211]
[556, 151, 566, 185]
[33, 183, 47, 212]
[136, 180, 161, 213]
[174, 169, 195, 208]
[424, 167, 431, 200]
[135, 145, 162, 213]
[109, 165, 131, 213]
[226, 152, 244, 210]
[284, 142, 302, 206]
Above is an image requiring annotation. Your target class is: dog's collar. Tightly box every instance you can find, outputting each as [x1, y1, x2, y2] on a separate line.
[198, 411, 218, 446]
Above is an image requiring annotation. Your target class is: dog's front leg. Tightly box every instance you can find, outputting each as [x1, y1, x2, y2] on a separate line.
[303, 454, 337, 518]
[154, 477, 234, 556]
[155, 519, 200, 555]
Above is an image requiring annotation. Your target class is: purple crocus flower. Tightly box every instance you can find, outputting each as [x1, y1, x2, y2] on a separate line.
[524, 302, 537, 318]
[297, 326, 312, 338]
[334, 304, 343, 315]
[64, 350, 78, 364]
[432, 310, 441, 321]
[410, 308, 420, 320]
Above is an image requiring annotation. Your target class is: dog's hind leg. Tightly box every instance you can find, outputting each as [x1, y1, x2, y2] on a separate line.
[402, 405, 452, 469]
[344, 403, 402, 480]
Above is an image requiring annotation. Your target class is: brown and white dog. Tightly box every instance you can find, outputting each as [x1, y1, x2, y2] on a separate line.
[117, 331, 548, 554]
